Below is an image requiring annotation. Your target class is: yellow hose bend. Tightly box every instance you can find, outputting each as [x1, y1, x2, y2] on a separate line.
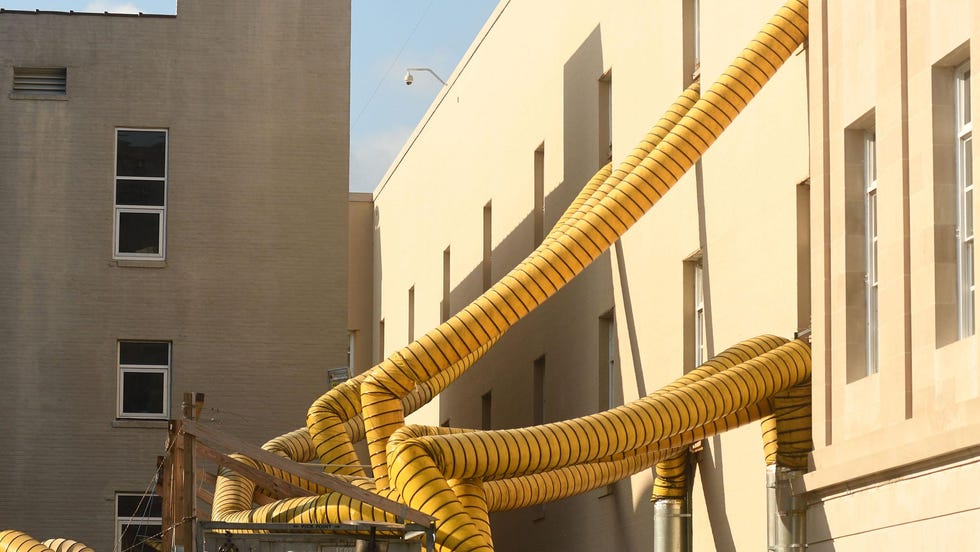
[387, 338, 810, 549]
[0, 532, 53, 552]
[760, 382, 813, 469]
[40, 541, 92, 552]
[653, 452, 689, 500]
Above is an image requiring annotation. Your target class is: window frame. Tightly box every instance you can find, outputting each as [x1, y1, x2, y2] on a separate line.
[117, 341, 171, 420]
[864, 130, 879, 375]
[694, 259, 706, 367]
[113, 128, 168, 261]
[115, 493, 163, 552]
[955, 61, 975, 339]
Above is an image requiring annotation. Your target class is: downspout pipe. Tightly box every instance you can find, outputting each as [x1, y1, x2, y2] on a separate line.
[766, 464, 806, 551]
[653, 499, 686, 552]
[652, 453, 689, 552]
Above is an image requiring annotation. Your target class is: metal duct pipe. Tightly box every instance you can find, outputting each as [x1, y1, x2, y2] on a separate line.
[653, 499, 686, 552]
[766, 465, 806, 551]
[653, 452, 689, 552]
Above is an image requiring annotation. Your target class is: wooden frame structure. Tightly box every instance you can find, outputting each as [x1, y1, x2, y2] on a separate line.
[157, 393, 435, 552]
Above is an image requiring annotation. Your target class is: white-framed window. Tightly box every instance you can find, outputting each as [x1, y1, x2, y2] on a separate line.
[956, 61, 975, 338]
[114, 129, 168, 260]
[864, 130, 879, 375]
[116, 493, 162, 552]
[117, 341, 171, 419]
[694, 259, 706, 367]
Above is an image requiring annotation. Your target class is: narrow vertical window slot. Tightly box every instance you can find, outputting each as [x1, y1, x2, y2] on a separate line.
[408, 286, 415, 342]
[442, 247, 451, 322]
[483, 202, 492, 291]
[534, 143, 545, 246]
[956, 62, 975, 338]
[865, 130, 879, 375]
[481, 391, 492, 430]
[598, 70, 613, 164]
[533, 355, 546, 425]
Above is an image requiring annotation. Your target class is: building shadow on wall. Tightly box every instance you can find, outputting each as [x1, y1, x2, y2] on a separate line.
[697, 435, 737, 551]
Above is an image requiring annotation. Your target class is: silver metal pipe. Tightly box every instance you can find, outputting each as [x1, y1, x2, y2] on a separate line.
[653, 498, 687, 552]
[766, 465, 806, 551]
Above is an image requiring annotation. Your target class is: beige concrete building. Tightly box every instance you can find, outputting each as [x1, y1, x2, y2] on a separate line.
[366, 0, 980, 549]
[0, 2, 350, 550]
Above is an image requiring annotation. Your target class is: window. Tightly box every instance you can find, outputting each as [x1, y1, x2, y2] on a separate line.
[481, 391, 492, 430]
[684, 252, 708, 371]
[408, 286, 416, 342]
[347, 330, 356, 373]
[117, 341, 170, 419]
[483, 202, 493, 291]
[864, 130, 879, 374]
[534, 143, 546, 246]
[694, 259, 706, 367]
[598, 70, 613, 163]
[116, 493, 162, 552]
[533, 355, 546, 425]
[683, 0, 701, 83]
[956, 61, 974, 338]
[115, 129, 167, 260]
[12, 67, 66, 96]
[442, 247, 451, 322]
[598, 310, 620, 411]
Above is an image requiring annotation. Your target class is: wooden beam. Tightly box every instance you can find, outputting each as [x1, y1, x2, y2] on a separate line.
[196, 486, 214, 505]
[200, 469, 218, 489]
[181, 420, 435, 526]
[195, 445, 315, 500]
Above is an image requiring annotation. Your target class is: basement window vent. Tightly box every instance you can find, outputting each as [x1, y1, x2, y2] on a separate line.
[13, 67, 67, 96]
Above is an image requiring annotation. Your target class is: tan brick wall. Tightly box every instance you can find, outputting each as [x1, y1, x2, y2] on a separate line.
[0, 1, 350, 549]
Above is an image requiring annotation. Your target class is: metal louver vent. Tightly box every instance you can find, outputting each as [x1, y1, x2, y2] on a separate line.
[13, 67, 67, 95]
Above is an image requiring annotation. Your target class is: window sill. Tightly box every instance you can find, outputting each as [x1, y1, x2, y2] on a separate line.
[112, 419, 169, 429]
[112, 259, 167, 268]
[9, 93, 68, 101]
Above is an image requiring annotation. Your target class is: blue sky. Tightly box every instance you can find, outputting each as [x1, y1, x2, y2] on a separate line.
[0, 0, 498, 192]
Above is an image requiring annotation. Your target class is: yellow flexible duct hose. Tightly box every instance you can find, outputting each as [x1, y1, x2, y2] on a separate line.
[357, 0, 807, 497]
[357, 81, 703, 491]
[40, 540, 93, 552]
[653, 453, 689, 500]
[0, 531, 53, 552]
[204, 3, 808, 548]
[2, 3, 811, 550]
[387, 339, 809, 550]
[760, 382, 813, 470]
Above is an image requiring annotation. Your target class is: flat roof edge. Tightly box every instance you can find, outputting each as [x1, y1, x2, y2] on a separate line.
[0, 8, 176, 18]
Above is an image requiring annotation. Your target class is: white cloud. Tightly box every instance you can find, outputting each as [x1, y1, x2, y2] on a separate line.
[85, 2, 141, 13]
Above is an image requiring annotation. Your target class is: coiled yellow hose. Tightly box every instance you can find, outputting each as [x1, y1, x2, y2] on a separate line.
[1, 2, 809, 551]
[0, 532, 93, 552]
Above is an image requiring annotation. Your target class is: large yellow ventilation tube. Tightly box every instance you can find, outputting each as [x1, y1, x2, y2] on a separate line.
[0, 532, 93, 552]
[2, 2, 809, 551]
[215, 0, 810, 549]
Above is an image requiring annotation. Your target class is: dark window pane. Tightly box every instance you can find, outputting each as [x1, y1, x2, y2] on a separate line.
[118, 212, 160, 254]
[120, 523, 163, 552]
[117, 495, 163, 517]
[120, 342, 169, 366]
[116, 179, 165, 207]
[122, 371, 165, 414]
[117, 130, 166, 178]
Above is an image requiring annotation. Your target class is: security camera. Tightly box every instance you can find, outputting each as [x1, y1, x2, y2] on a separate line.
[404, 71, 413, 86]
